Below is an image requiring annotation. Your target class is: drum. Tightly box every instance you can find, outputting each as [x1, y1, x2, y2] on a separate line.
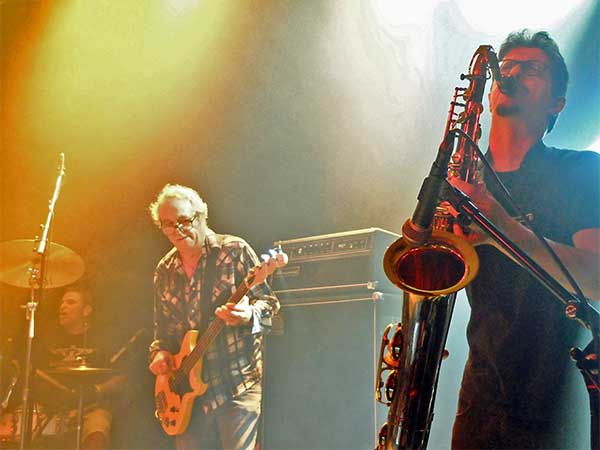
[0, 404, 71, 448]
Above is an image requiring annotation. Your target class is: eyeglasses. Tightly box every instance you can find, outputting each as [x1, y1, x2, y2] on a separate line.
[159, 213, 199, 233]
[499, 59, 549, 78]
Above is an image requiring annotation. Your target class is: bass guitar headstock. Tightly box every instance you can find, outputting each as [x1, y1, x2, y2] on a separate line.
[245, 247, 288, 289]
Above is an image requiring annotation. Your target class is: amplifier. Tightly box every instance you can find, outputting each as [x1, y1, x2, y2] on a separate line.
[272, 227, 400, 303]
[264, 227, 404, 449]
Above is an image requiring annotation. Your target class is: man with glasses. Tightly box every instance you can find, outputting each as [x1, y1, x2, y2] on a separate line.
[449, 30, 599, 449]
[147, 183, 279, 450]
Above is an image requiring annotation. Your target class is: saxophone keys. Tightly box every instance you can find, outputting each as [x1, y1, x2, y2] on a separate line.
[376, 422, 389, 450]
[385, 369, 398, 402]
[385, 323, 403, 365]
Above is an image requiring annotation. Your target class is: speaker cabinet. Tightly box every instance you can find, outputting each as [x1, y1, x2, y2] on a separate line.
[263, 293, 402, 450]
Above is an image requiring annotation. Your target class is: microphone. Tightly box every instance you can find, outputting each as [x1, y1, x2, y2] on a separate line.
[109, 328, 149, 365]
[497, 76, 517, 96]
[485, 47, 514, 97]
[402, 132, 455, 247]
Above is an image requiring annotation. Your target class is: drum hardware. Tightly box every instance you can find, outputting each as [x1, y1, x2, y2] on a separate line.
[0, 153, 88, 450]
[34, 369, 76, 399]
[0, 237, 84, 450]
[0, 403, 70, 447]
[46, 364, 114, 450]
[1, 361, 19, 415]
[0, 365, 112, 449]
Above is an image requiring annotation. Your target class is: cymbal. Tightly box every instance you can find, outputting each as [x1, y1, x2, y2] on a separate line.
[46, 365, 114, 384]
[0, 239, 85, 288]
[47, 365, 113, 375]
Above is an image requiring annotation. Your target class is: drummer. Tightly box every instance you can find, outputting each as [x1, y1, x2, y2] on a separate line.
[34, 284, 126, 450]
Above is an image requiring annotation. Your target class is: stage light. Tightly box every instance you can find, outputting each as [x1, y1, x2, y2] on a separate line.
[165, 0, 202, 16]
[372, 0, 438, 27]
[7, 1, 235, 161]
[373, 0, 592, 34]
[454, 0, 592, 33]
[587, 136, 600, 153]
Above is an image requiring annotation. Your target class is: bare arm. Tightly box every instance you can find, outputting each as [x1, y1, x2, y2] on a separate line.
[497, 219, 599, 301]
[449, 178, 600, 301]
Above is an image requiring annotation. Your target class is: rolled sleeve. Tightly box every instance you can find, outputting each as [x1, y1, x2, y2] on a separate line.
[249, 295, 279, 335]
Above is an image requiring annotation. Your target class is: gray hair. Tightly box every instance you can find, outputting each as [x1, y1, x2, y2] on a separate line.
[148, 183, 208, 225]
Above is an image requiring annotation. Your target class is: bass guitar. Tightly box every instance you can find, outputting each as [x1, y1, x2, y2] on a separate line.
[154, 249, 287, 435]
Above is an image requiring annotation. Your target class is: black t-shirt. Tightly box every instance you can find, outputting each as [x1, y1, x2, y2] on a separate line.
[36, 327, 110, 370]
[33, 327, 113, 409]
[459, 142, 599, 422]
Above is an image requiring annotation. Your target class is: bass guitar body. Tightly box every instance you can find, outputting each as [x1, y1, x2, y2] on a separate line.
[154, 330, 208, 436]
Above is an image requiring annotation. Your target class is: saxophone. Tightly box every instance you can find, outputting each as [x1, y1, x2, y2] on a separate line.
[375, 45, 504, 450]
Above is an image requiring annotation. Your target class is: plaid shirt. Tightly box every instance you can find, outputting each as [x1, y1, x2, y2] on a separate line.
[149, 229, 279, 412]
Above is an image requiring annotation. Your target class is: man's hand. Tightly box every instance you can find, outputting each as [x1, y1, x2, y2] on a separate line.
[447, 179, 506, 221]
[446, 177, 515, 245]
[215, 295, 253, 327]
[149, 351, 174, 376]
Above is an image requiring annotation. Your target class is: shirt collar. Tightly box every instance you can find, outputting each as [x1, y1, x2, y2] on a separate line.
[204, 228, 221, 251]
[485, 140, 546, 173]
[164, 228, 221, 269]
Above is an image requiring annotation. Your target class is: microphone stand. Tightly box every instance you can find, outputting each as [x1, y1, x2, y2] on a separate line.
[444, 182, 599, 450]
[18, 154, 65, 450]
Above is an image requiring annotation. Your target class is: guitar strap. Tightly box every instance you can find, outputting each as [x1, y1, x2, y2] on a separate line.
[198, 234, 222, 333]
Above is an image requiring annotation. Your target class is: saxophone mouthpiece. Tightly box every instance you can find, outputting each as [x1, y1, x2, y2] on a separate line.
[498, 76, 517, 96]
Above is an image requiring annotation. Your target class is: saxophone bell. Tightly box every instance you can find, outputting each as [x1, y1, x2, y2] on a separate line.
[383, 230, 479, 297]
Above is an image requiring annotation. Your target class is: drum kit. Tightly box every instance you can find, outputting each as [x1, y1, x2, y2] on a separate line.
[0, 239, 113, 449]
